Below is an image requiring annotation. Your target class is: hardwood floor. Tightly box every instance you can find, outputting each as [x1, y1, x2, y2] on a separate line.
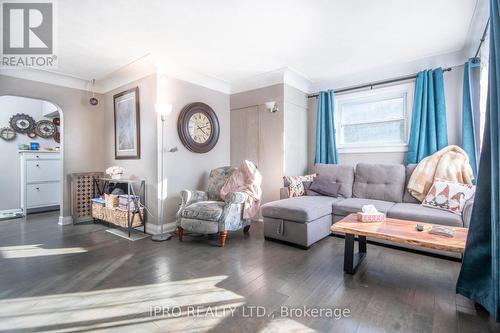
[0, 211, 498, 333]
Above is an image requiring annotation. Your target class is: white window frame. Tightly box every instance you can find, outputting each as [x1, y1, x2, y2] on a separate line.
[334, 83, 414, 154]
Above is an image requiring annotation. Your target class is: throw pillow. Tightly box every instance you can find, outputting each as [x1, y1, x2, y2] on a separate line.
[421, 179, 475, 215]
[283, 174, 317, 197]
[303, 181, 321, 196]
[309, 177, 339, 197]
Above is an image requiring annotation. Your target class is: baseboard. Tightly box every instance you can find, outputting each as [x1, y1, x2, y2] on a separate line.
[146, 221, 177, 235]
[58, 216, 73, 226]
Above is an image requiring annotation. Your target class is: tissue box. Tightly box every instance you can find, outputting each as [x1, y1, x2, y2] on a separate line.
[357, 212, 386, 223]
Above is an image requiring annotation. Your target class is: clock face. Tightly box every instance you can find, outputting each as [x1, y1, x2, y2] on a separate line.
[188, 112, 212, 144]
[177, 103, 220, 153]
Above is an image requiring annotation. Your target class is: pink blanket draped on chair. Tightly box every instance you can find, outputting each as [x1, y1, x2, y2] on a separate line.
[220, 160, 262, 219]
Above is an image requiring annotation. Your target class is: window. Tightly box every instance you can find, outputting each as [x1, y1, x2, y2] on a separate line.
[335, 84, 412, 153]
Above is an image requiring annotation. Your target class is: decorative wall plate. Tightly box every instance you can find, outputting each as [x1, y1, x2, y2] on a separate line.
[9, 114, 35, 134]
[177, 102, 220, 153]
[27, 131, 37, 138]
[0, 127, 16, 141]
[35, 120, 57, 138]
[53, 131, 60, 143]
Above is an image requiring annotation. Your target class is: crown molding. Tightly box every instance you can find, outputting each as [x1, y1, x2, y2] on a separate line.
[0, 67, 89, 91]
[462, 0, 489, 58]
[309, 49, 467, 93]
[96, 54, 157, 93]
[156, 62, 231, 94]
[230, 67, 312, 94]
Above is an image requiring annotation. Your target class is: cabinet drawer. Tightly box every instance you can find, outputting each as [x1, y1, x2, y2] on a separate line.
[24, 153, 60, 160]
[27, 183, 60, 208]
[26, 160, 60, 183]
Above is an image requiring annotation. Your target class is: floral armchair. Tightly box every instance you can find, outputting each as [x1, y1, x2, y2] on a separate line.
[176, 166, 251, 247]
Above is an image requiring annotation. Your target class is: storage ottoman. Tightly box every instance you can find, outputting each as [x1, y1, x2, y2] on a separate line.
[261, 196, 339, 249]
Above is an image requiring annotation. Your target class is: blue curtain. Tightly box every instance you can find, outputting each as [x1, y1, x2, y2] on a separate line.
[462, 58, 481, 178]
[315, 90, 338, 164]
[457, 0, 500, 321]
[406, 68, 448, 164]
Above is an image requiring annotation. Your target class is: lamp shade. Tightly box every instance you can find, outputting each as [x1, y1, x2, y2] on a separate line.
[155, 103, 173, 117]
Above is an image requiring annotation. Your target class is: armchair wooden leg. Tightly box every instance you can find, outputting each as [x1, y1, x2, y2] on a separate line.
[178, 227, 184, 241]
[220, 231, 228, 247]
[244, 225, 251, 233]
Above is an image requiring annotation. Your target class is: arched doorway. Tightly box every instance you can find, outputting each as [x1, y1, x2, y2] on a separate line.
[0, 95, 64, 221]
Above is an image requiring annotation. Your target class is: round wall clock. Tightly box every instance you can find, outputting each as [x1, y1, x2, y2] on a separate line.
[35, 120, 57, 138]
[0, 127, 16, 141]
[177, 102, 220, 153]
[10, 114, 35, 134]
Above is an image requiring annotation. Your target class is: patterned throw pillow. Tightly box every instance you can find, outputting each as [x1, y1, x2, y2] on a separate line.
[421, 179, 475, 215]
[283, 174, 317, 197]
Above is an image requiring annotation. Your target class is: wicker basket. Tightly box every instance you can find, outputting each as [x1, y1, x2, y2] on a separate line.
[113, 207, 144, 228]
[105, 194, 119, 208]
[103, 207, 115, 222]
[91, 202, 105, 219]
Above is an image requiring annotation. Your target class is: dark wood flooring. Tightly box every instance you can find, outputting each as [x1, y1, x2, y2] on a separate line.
[0, 211, 498, 333]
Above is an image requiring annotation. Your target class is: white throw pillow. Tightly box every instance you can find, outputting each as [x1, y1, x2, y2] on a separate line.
[421, 179, 475, 215]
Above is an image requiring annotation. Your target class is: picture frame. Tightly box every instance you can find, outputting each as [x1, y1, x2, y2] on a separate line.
[113, 87, 140, 159]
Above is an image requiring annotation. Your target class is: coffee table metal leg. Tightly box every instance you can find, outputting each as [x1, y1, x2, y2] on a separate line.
[344, 234, 367, 274]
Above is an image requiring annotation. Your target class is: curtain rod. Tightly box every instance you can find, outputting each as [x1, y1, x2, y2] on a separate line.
[473, 18, 490, 61]
[307, 67, 452, 99]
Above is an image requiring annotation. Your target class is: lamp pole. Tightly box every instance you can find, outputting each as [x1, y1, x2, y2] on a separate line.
[152, 109, 172, 241]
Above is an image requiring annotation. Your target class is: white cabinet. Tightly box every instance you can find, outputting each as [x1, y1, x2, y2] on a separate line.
[20, 151, 60, 215]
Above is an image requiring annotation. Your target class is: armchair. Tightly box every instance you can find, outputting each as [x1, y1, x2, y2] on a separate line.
[176, 166, 251, 247]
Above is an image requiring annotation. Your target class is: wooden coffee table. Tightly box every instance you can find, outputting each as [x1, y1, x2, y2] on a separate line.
[331, 214, 468, 274]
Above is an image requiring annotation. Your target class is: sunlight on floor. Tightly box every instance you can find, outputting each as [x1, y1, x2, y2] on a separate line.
[260, 318, 319, 333]
[0, 244, 88, 258]
[0, 275, 245, 332]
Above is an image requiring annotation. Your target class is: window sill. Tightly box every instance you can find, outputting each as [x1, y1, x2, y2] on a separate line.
[338, 145, 408, 154]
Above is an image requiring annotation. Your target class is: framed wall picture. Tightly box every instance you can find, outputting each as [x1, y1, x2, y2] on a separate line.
[113, 87, 140, 159]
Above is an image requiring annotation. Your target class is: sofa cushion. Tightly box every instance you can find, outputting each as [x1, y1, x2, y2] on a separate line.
[261, 196, 340, 223]
[387, 203, 463, 227]
[333, 198, 395, 216]
[309, 178, 339, 197]
[353, 163, 406, 203]
[182, 201, 224, 222]
[403, 164, 420, 203]
[313, 164, 355, 198]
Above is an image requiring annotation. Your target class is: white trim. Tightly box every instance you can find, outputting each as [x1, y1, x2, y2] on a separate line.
[0, 68, 89, 91]
[334, 83, 414, 153]
[310, 50, 465, 93]
[283, 68, 313, 94]
[231, 67, 312, 94]
[58, 215, 73, 226]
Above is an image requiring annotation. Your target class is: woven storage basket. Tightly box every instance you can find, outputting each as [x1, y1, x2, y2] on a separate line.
[113, 207, 144, 228]
[105, 194, 119, 208]
[91, 202, 105, 219]
[103, 207, 115, 222]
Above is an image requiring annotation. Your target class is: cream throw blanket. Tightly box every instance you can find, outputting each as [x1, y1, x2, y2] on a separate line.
[407, 145, 474, 202]
[220, 160, 262, 219]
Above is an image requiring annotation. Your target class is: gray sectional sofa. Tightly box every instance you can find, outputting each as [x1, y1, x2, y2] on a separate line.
[261, 163, 474, 251]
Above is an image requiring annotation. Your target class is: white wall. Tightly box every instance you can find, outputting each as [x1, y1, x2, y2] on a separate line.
[308, 65, 465, 168]
[0, 96, 59, 210]
[0, 75, 106, 219]
[230, 84, 284, 204]
[284, 84, 308, 176]
[103, 73, 230, 228]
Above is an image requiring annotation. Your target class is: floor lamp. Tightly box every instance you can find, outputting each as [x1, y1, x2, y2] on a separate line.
[152, 103, 173, 242]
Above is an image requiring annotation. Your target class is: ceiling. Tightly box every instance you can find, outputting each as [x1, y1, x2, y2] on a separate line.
[7, 0, 488, 92]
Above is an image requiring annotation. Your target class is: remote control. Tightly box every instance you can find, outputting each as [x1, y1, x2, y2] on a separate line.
[416, 224, 424, 231]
